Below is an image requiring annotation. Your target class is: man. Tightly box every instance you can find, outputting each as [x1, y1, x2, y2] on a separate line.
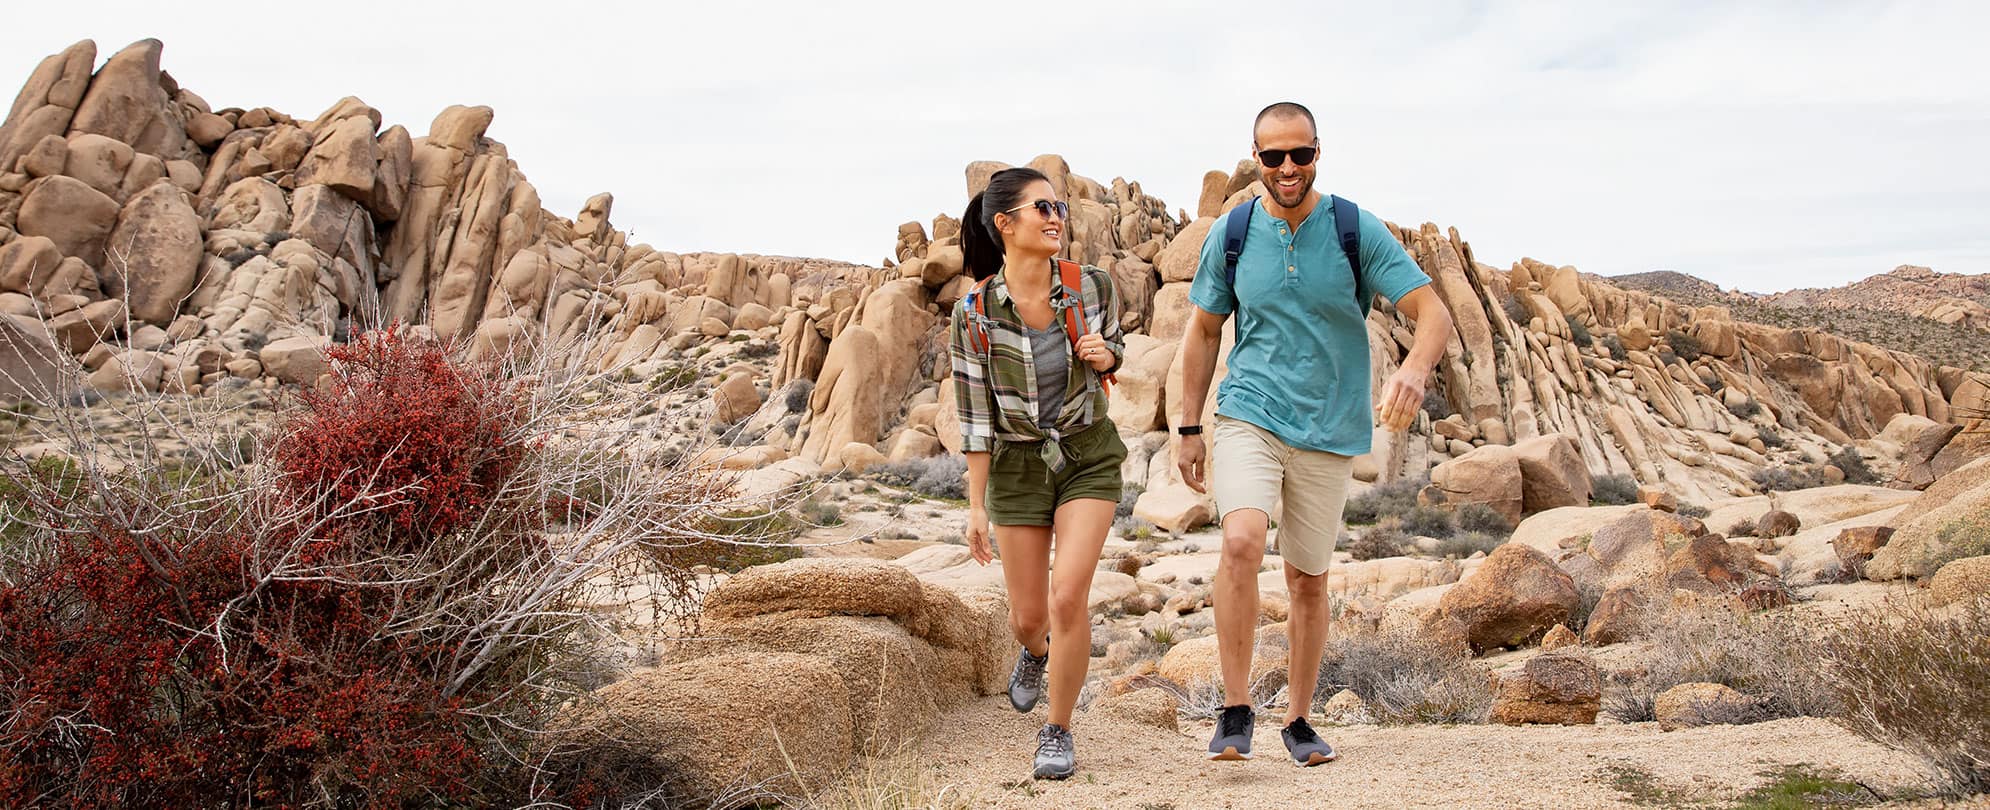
[1176, 102, 1453, 766]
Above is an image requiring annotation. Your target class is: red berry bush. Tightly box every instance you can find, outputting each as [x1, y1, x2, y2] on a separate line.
[0, 326, 751, 807]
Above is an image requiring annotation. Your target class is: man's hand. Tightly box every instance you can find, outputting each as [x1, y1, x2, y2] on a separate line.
[1177, 434, 1208, 493]
[1376, 364, 1431, 432]
[966, 506, 994, 565]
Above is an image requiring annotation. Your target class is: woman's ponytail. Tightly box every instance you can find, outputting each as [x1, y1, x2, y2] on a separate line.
[960, 193, 1002, 281]
[958, 167, 1052, 282]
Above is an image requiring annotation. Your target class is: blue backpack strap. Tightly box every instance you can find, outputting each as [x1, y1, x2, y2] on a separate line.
[1221, 198, 1255, 289]
[1330, 194, 1368, 316]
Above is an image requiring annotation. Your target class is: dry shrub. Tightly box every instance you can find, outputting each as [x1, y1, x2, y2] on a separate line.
[1823, 596, 1990, 796]
[1602, 602, 1837, 725]
[1319, 627, 1493, 724]
[1344, 475, 1426, 525]
[1590, 473, 1639, 505]
[1346, 522, 1411, 562]
[0, 322, 785, 806]
[870, 455, 968, 500]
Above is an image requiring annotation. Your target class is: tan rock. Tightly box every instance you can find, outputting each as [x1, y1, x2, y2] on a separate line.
[16, 134, 66, 178]
[296, 101, 380, 200]
[185, 112, 231, 149]
[0, 314, 67, 399]
[886, 428, 943, 464]
[1756, 509, 1801, 538]
[207, 177, 291, 233]
[704, 558, 922, 621]
[0, 235, 62, 295]
[1320, 689, 1375, 725]
[711, 372, 760, 424]
[47, 298, 127, 353]
[1422, 543, 1578, 653]
[1636, 486, 1678, 512]
[553, 651, 853, 806]
[258, 335, 330, 385]
[1832, 526, 1894, 579]
[1928, 555, 1990, 606]
[835, 442, 888, 475]
[1431, 444, 1524, 528]
[103, 181, 200, 326]
[1865, 477, 1990, 579]
[1539, 624, 1579, 651]
[1088, 687, 1179, 733]
[1511, 434, 1592, 514]
[1108, 334, 1173, 432]
[1133, 482, 1213, 534]
[1581, 585, 1649, 646]
[17, 175, 120, 269]
[1655, 682, 1758, 731]
[0, 41, 95, 174]
[86, 348, 164, 393]
[63, 133, 134, 199]
[1154, 217, 1213, 284]
[70, 40, 189, 159]
[1490, 649, 1600, 725]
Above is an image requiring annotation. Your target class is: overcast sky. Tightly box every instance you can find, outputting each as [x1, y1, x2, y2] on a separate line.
[8, 1, 1987, 293]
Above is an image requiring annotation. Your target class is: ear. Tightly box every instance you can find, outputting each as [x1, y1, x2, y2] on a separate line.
[993, 210, 1013, 237]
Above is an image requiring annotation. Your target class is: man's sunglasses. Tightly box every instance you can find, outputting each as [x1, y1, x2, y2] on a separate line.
[1002, 199, 1070, 220]
[1257, 146, 1318, 168]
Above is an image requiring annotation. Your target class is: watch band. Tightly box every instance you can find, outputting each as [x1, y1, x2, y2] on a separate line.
[1176, 425, 1203, 436]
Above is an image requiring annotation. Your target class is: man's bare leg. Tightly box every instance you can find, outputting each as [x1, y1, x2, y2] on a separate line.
[1214, 508, 1270, 707]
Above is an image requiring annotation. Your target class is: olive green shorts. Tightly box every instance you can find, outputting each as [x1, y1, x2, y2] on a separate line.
[986, 419, 1127, 527]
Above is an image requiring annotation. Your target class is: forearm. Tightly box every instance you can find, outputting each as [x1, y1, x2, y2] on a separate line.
[965, 452, 991, 510]
[1400, 291, 1453, 375]
[1179, 329, 1220, 425]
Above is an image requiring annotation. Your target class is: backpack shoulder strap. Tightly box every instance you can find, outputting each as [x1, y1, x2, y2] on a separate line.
[962, 277, 994, 354]
[1055, 259, 1115, 394]
[1222, 198, 1256, 289]
[1330, 194, 1368, 316]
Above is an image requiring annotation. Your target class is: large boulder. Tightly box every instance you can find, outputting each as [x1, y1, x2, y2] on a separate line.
[0, 314, 67, 399]
[1877, 413, 1963, 490]
[1489, 649, 1600, 725]
[553, 651, 853, 806]
[1088, 687, 1179, 733]
[1156, 623, 1289, 688]
[703, 557, 923, 622]
[1107, 334, 1173, 432]
[104, 181, 201, 326]
[711, 371, 760, 424]
[17, 175, 120, 269]
[1430, 445, 1524, 528]
[1511, 434, 1592, 513]
[1866, 478, 1990, 580]
[1929, 555, 1990, 606]
[1421, 543, 1578, 654]
[0, 41, 95, 174]
[258, 335, 331, 385]
[1832, 526, 1894, 580]
[1154, 216, 1213, 284]
[67, 39, 188, 159]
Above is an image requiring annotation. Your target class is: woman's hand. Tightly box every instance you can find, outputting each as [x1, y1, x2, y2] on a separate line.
[1075, 333, 1114, 372]
[966, 506, 994, 565]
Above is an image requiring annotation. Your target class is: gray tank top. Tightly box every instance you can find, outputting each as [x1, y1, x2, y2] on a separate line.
[1026, 323, 1069, 429]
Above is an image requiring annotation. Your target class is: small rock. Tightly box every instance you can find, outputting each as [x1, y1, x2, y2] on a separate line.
[1655, 682, 1759, 731]
[1539, 623, 1579, 652]
[1756, 510, 1801, 539]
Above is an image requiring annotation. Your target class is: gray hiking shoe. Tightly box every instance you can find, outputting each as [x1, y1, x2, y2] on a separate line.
[1008, 646, 1049, 712]
[1207, 704, 1254, 760]
[1281, 717, 1337, 766]
[1032, 723, 1076, 780]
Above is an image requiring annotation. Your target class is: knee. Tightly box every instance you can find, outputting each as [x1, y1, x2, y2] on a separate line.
[1048, 589, 1090, 629]
[1288, 571, 1327, 601]
[1220, 532, 1265, 571]
[1011, 606, 1049, 639]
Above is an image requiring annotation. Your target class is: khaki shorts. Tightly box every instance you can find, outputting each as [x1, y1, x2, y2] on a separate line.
[1210, 414, 1352, 576]
[986, 419, 1127, 526]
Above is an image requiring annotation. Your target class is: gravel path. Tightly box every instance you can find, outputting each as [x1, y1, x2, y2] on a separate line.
[898, 696, 1942, 809]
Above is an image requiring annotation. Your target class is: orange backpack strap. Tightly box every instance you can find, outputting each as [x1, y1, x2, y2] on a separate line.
[1055, 259, 1116, 395]
[964, 277, 994, 354]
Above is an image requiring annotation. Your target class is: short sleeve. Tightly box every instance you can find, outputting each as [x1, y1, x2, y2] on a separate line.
[1187, 212, 1238, 316]
[1357, 209, 1432, 306]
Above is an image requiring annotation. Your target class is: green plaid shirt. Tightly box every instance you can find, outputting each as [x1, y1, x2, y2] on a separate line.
[948, 261, 1124, 471]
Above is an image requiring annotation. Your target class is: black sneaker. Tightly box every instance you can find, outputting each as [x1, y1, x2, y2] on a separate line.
[1007, 646, 1049, 713]
[1206, 704, 1254, 760]
[1281, 717, 1337, 767]
[1032, 723, 1076, 780]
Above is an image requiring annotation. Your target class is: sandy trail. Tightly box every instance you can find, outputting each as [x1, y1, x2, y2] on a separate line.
[893, 696, 1942, 809]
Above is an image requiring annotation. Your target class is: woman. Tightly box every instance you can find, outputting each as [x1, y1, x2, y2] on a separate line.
[947, 167, 1126, 781]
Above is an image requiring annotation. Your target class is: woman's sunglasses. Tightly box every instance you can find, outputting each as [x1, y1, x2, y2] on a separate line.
[1257, 146, 1318, 167]
[1001, 199, 1070, 220]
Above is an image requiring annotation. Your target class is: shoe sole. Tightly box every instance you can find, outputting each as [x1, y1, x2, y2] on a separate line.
[1009, 694, 1040, 713]
[1033, 766, 1075, 780]
[1291, 751, 1337, 767]
[1207, 746, 1253, 761]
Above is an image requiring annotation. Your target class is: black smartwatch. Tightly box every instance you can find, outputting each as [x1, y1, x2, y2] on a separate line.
[1176, 425, 1203, 436]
